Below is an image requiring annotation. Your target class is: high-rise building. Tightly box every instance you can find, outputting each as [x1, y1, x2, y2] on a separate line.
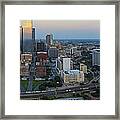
[56, 57, 63, 74]
[48, 47, 58, 59]
[63, 58, 71, 71]
[36, 41, 46, 52]
[36, 52, 48, 78]
[20, 26, 23, 53]
[92, 49, 100, 66]
[46, 34, 53, 48]
[20, 20, 35, 52]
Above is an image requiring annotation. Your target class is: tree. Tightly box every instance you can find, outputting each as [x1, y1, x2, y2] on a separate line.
[39, 84, 46, 91]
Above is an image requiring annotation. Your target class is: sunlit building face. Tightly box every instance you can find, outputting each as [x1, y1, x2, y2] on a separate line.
[21, 20, 33, 28]
[20, 20, 35, 53]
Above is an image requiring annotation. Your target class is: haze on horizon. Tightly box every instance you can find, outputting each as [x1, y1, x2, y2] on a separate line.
[33, 20, 100, 40]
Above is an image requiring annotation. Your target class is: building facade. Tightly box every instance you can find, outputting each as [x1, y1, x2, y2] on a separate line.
[46, 34, 53, 48]
[20, 20, 35, 53]
[20, 53, 32, 77]
[48, 47, 58, 59]
[56, 57, 63, 74]
[80, 63, 87, 73]
[92, 49, 100, 66]
[35, 52, 48, 78]
[63, 58, 71, 71]
[63, 70, 82, 84]
[71, 47, 77, 55]
[36, 41, 46, 52]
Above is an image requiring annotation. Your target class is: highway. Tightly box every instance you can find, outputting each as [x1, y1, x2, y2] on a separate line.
[20, 77, 100, 99]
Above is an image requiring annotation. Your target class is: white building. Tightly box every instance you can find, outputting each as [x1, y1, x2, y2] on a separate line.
[63, 58, 71, 71]
[92, 49, 100, 66]
[63, 70, 84, 84]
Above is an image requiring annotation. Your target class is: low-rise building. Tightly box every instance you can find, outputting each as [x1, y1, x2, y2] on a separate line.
[80, 71, 84, 82]
[36, 66, 46, 78]
[63, 70, 84, 84]
[80, 63, 87, 73]
[20, 53, 32, 78]
[20, 63, 29, 77]
[71, 47, 77, 55]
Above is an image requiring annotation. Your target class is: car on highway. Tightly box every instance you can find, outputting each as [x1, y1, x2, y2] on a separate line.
[68, 89, 72, 92]
[65, 89, 69, 92]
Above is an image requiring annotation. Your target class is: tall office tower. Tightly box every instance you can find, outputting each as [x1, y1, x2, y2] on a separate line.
[20, 26, 23, 53]
[20, 20, 35, 52]
[63, 58, 71, 71]
[48, 47, 58, 59]
[46, 34, 53, 48]
[20, 20, 35, 91]
[32, 28, 35, 41]
[92, 49, 100, 66]
[37, 41, 46, 52]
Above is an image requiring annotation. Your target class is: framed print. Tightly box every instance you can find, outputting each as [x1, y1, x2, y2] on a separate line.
[0, 0, 119, 119]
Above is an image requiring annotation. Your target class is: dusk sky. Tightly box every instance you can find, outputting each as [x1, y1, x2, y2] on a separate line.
[33, 20, 100, 40]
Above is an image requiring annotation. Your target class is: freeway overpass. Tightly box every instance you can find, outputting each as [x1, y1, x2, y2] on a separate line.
[20, 82, 99, 99]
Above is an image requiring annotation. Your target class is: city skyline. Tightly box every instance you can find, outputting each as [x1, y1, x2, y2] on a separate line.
[32, 20, 100, 40]
[20, 20, 100, 100]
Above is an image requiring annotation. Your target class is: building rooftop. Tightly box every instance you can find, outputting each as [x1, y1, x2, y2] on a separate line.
[93, 49, 100, 52]
[37, 52, 47, 54]
[64, 70, 80, 75]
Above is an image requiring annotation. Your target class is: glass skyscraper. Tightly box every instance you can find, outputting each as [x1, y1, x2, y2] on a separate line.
[20, 20, 35, 53]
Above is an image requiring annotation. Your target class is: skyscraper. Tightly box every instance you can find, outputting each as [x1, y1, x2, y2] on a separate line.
[20, 20, 35, 52]
[46, 34, 53, 48]
[92, 49, 100, 66]
[20, 20, 35, 91]
[63, 58, 71, 71]
[20, 26, 23, 53]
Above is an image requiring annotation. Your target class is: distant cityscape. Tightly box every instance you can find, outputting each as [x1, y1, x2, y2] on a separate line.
[20, 20, 100, 100]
